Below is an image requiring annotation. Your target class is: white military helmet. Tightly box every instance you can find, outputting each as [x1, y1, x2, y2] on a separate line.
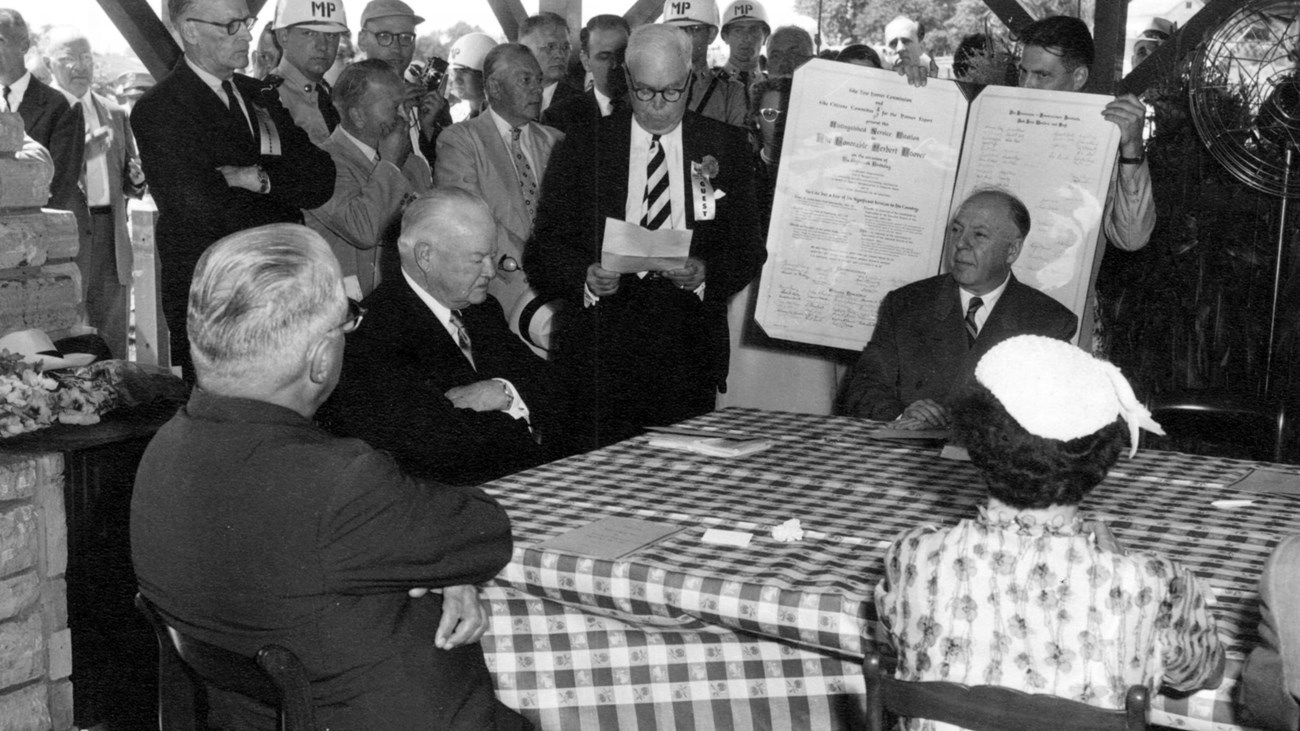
[721, 0, 769, 36]
[662, 0, 720, 28]
[449, 32, 498, 71]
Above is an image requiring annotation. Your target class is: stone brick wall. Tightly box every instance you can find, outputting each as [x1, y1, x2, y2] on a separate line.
[0, 452, 71, 730]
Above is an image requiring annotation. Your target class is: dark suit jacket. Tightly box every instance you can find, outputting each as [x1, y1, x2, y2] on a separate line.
[132, 60, 335, 345]
[525, 110, 764, 441]
[540, 89, 601, 134]
[18, 74, 86, 214]
[545, 79, 585, 114]
[132, 389, 524, 730]
[837, 274, 1078, 420]
[318, 277, 555, 486]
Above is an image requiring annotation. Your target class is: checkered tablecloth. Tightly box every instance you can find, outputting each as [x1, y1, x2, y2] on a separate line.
[480, 408, 1294, 730]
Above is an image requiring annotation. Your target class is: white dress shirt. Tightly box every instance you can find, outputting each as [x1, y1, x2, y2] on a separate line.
[401, 270, 530, 422]
[594, 87, 614, 117]
[1, 71, 30, 112]
[624, 119, 686, 230]
[958, 272, 1011, 334]
[74, 90, 111, 207]
[488, 107, 539, 181]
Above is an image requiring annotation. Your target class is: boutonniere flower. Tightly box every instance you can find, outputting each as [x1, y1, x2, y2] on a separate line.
[693, 155, 720, 179]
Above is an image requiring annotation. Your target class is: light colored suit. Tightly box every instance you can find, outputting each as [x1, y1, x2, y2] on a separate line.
[83, 92, 145, 287]
[305, 126, 432, 298]
[435, 113, 563, 354]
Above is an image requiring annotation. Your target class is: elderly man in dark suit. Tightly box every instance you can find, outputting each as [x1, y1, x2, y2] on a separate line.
[836, 189, 1078, 428]
[436, 44, 564, 356]
[132, 0, 334, 381]
[319, 189, 556, 486]
[526, 23, 765, 449]
[540, 14, 629, 134]
[132, 222, 529, 730]
[45, 26, 147, 360]
[0, 10, 86, 219]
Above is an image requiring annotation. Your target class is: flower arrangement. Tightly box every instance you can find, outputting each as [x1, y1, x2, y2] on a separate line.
[0, 351, 119, 436]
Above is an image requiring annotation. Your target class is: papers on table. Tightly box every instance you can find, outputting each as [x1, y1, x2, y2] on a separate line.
[647, 432, 775, 457]
[601, 217, 693, 273]
[538, 516, 683, 560]
[1227, 467, 1300, 497]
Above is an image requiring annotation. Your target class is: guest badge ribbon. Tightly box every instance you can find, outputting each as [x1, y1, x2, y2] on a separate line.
[690, 155, 720, 221]
[253, 106, 282, 157]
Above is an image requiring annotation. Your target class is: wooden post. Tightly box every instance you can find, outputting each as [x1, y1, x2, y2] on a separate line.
[1089, 0, 1127, 94]
[486, 0, 529, 41]
[128, 199, 168, 370]
[625, 0, 664, 27]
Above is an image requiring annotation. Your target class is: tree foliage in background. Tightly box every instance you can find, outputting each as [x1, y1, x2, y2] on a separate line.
[796, 0, 1094, 55]
[417, 22, 489, 62]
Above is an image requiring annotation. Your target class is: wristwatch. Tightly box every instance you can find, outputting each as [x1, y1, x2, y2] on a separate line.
[1118, 152, 1145, 165]
[256, 166, 271, 194]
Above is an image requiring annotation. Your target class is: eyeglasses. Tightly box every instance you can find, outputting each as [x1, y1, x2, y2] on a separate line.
[369, 30, 415, 48]
[54, 53, 94, 67]
[498, 254, 520, 273]
[337, 298, 367, 334]
[534, 41, 572, 56]
[625, 72, 690, 102]
[758, 107, 784, 123]
[186, 16, 256, 36]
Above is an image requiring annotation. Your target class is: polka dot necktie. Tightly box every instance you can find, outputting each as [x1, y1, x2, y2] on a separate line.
[510, 127, 538, 221]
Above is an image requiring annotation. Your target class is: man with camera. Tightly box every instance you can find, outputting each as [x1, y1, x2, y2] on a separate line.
[267, 0, 348, 146]
[356, 0, 447, 170]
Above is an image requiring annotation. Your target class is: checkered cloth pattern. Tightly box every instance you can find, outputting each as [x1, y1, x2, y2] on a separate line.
[481, 408, 1290, 730]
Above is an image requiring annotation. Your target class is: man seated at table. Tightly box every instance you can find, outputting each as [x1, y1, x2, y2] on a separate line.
[876, 334, 1224, 727]
[318, 188, 557, 485]
[130, 223, 529, 729]
[1243, 534, 1300, 730]
[836, 189, 1077, 427]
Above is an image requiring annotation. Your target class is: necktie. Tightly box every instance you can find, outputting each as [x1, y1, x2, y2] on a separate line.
[316, 81, 339, 132]
[510, 127, 538, 221]
[641, 134, 671, 230]
[450, 310, 475, 369]
[221, 80, 251, 138]
[965, 296, 984, 346]
[1, 85, 10, 113]
[738, 70, 751, 87]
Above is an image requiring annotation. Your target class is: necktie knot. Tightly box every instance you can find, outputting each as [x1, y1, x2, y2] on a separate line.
[511, 127, 522, 141]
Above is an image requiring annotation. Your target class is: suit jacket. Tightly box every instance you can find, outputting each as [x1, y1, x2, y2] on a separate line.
[540, 88, 601, 134]
[17, 75, 85, 214]
[526, 110, 764, 440]
[545, 79, 585, 114]
[837, 273, 1078, 420]
[132, 60, 335, 329]
[132, 389, 523, 729]
[1243, 534, 1300, 731]
[434, 114, 564, 349]
[306, 126, 432, 298]
[79, 91, 146, 285]
[318, 277, 555, 486]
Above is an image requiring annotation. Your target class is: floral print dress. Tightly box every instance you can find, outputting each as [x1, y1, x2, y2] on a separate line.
[875, 505, 1224, 731]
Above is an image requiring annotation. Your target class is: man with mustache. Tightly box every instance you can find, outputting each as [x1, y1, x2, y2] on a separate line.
[837, 189, 1077, 428]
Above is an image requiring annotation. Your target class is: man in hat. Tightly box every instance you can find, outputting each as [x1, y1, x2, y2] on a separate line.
[44, 26, 147, 360]
[541, 14, 630, 133]
[661, 0, 747, 128]
[267, 0, 349, 146]
[518, 12, 583, 115]
[447, 31, 497, 123]
[837, 189, 1077, 426]
[435, 44, 564, 357]
[884, 15, 938, 77]
[357, 0, 446, 168]
[526, 24, 764, 449]
[719, 0, 769, 87]
[132, 0, 335, 381]
[305, 59, 431, 299]
[1131, 17, 1173, 69]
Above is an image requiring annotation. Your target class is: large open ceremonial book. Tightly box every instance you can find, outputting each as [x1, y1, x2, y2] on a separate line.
[754, 60, 1121, 351]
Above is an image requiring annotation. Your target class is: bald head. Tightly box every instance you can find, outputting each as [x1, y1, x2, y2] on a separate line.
[398, 189, 498, 311]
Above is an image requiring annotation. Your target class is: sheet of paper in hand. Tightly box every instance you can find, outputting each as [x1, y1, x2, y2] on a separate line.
[538, 516, 684, 560]
[601, 217, 694, 273]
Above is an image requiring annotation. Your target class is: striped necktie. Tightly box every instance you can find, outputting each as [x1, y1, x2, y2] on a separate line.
[450, 310, 475, 369]
[641, 134, 670, 229]
[965, 296, 983, 346]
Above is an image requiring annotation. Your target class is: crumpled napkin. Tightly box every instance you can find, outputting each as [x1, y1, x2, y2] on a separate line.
[771, 518, 804, 543]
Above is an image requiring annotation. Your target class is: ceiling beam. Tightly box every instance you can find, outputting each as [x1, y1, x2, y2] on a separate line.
[980, 0, 1036, 37]
[96, 0, 177, 80]
[487, 0, 528, 41]
[1118, 0, 1244, 98]
[624, 0, 663, 27]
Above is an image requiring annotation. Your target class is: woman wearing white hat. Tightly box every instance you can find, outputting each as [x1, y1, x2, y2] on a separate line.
[875, 335, 1225, 729]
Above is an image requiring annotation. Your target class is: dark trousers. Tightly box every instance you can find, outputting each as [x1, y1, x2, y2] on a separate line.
[80, 207, 130, 360]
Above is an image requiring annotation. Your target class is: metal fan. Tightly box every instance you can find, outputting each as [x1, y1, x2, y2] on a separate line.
[1188, 0, 1300, 388]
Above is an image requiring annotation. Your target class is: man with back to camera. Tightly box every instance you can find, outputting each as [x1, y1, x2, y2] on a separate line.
[319, 189, 557, 485]
[541, 14, 630, 133]
[131, 0, 334, 381]
[130, 222, 530, 729]
[837, 189, 1077, 427]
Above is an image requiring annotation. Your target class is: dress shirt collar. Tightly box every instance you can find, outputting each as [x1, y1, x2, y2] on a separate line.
[594, 87, 613, 116]
[958, 271, 1011, 332]
[339, 125, 379, 162]
[488, 106, 522, 139]
[3, 71, 30, 110]
[401, 268, 461, 343]
[74, 90, 99, 124]
[186, 55, 233, 95]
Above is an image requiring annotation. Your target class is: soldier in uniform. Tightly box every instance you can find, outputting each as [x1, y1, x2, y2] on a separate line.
[660, 0, 747, 128]
[719, 0, 769, 88]
[267, 0, 348, 146]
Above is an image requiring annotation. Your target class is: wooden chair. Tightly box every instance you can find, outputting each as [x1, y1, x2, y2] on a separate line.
[863, 646, 1148, 731]
[1146, 388, 1287, 462]
[134, 593, 317, 731]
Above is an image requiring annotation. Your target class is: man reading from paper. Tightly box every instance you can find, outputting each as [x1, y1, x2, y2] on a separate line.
[837, 189, 1076, 428]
